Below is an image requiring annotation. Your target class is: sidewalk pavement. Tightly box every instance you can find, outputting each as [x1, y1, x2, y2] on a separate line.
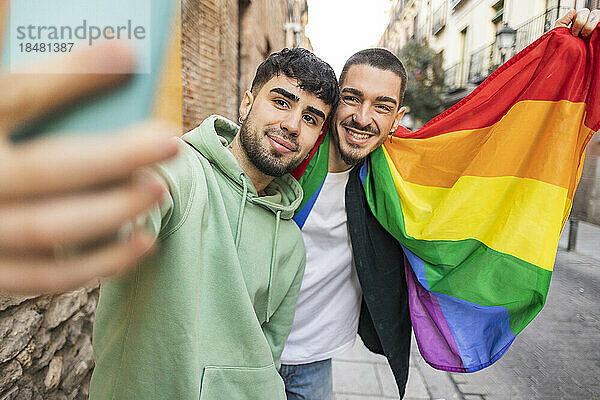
[333, 222, 600, 399]
[333, 335, 465, 400]
[332, 337, 434, 400]
[333, 335, 467, 400]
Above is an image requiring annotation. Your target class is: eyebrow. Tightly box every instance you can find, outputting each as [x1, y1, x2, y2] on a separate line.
[342, 87, 363, 97]
[270, 87, 299, 102]
[343, 87, 398, 106]
[271, 87, 326, 121]
[375, 96, 398, 106]
[307, 106, 326, 121]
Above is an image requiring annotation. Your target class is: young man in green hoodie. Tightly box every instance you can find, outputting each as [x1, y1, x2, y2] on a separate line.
[89, 48, 339, 400]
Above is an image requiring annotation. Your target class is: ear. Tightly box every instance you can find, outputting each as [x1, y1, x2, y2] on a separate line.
[391, 106, 407, 132]
[239, 90, 254, 122]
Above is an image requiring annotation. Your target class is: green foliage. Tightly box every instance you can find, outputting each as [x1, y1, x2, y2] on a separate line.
[398, 40, 445, 124]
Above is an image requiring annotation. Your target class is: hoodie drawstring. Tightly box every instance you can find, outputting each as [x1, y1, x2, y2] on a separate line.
[265, 210, 281, 323]
[234, 173, 280, 323]
[235, 175, 248, 250]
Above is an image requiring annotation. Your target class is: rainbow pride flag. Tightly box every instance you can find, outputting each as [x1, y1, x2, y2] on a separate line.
[292, 27, 599, 373]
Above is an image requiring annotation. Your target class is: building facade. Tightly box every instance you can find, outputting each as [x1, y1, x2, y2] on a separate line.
[380, 0, 598, 103]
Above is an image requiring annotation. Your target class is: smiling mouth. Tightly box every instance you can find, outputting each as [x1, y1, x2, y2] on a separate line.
[266, 134, 298, 153]
[342, 125, 375, 143]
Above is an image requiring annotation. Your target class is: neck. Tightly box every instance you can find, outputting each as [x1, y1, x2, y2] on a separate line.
[227, 135, 273, 195]
[328, 135, 354, 173]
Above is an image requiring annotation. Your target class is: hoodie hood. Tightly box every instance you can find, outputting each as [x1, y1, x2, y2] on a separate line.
[182, 115, 303, 220]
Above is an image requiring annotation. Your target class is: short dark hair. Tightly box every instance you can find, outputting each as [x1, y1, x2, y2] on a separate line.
[250, 48, 340, 117]
[339, 48, 407, 105]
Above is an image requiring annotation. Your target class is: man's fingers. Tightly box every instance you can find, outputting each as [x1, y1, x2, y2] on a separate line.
[0, 174, 165, 252]
[0, 121, 179, 200]
[581, 9, 600, 38]
[0, 232, 155, 294]
[555, 9, 577, 28]
[0, 41, 135, 133]
[572, 8, 591, 37]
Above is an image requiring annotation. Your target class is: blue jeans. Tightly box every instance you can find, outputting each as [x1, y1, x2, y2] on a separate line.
[279, 359, 333, 400]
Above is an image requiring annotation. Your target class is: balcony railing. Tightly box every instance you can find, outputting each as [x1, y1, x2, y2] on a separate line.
[432, 2, 447, 35]
[514, 6, 571, 52]
[444, 61, 469, 91]
[467, 43, 497, 84]
[444, 6, 571, 93]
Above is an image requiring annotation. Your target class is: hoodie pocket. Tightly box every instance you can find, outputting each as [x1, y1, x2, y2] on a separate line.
[199, 364, 286, 400]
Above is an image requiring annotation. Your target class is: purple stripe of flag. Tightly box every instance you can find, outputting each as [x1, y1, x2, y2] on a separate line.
[404, 257, 465, 370]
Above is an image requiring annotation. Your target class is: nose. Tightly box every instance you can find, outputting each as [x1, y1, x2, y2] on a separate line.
[280, 110, 301, 136]
[353, 103, 372, 128]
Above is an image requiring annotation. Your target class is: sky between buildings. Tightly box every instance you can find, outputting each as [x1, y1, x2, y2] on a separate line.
[306, 0, 393, 77]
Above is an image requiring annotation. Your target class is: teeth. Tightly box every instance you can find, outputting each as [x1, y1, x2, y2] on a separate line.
[350, 131, 369, 139]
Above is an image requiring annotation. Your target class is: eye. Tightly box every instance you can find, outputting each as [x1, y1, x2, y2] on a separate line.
[274, 98, 289, 109]
[303, 114, 317, 125]
[376, 104, 392, 113]
[342, 95, 359, 104]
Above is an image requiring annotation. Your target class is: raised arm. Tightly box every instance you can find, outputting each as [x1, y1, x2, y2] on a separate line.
[0, 43, 179, 293]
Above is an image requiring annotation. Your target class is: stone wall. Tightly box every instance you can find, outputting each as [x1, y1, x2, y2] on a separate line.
[0, 286, 98, 399]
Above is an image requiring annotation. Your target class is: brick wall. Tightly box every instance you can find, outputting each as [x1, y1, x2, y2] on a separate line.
[0, 1, 292, 399]
[239, 0, 288, 99]
[182, 0, 240, 131]
[183, 0, 292, 132]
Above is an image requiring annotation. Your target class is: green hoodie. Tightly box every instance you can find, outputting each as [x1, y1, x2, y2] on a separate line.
[90, 115, 306, 400]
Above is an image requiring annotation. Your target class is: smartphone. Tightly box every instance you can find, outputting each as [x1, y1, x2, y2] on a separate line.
[1, 0, 181, 141]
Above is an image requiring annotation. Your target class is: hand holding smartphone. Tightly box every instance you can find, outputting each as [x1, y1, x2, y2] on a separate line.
[0, 0, 181, 293]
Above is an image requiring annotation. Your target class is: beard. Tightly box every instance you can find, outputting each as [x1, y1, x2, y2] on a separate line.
[239, 117, 302, 177]
[334, 119, 384, 166]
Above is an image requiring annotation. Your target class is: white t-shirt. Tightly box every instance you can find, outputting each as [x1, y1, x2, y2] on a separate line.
[280, 170, 362, 365]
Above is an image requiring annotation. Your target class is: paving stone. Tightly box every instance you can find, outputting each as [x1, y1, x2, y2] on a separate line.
[333, 360, 382, 396]
[335, 338, 389, 364]
[375, 363, 401, 398]
[484, 395, 524, 400]
[402, 366, 428, 399]
[458, 383, 491, 395]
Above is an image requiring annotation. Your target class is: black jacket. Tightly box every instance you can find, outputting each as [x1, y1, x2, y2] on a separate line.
[345, 165, 412, 399]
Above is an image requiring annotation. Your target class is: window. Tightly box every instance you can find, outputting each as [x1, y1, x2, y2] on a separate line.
[451, 0, 466, 9]
[492, 0, 504, 24]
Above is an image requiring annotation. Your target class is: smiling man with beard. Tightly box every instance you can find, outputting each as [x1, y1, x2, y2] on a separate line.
[90, 47, 339, 400]
[279, 48, 410, 400]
